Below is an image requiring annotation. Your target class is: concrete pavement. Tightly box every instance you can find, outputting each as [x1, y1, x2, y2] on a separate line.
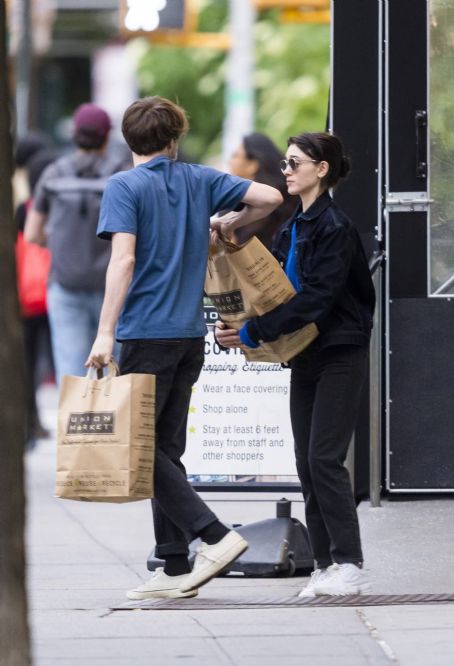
[25, 384, 454, 665]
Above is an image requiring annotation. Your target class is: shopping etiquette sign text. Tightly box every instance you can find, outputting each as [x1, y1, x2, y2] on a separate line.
[183, 311, 298, 479]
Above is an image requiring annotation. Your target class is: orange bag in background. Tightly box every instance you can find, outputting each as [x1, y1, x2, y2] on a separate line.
[16, 231, 51, 317]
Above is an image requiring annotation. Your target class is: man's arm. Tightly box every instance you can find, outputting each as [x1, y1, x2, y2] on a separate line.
[24, 162, 58, 244]
[211, 182, 283, 237]
[85, 232, 136, 368]
[24, 209, 47, 245]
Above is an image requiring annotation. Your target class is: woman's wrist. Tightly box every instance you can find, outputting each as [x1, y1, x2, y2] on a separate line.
[239, 322, 260, 348]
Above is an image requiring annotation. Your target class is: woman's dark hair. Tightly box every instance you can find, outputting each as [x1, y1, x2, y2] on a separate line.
[234, 132, 298, 248]
[287, 132, 351, 189]
[122, 96, 189, 155]
[15, 131, 53, 167]
[27, 149, 58, 192]
[243, 132, 286, 192]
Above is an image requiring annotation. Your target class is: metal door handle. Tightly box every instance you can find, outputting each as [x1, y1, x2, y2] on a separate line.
[415, 110, 427, 179]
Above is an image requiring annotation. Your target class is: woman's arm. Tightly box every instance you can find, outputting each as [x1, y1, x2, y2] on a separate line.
[24, 209, 47, 245]
[214, 321, 242, 348]
[245, 223, 355, 344]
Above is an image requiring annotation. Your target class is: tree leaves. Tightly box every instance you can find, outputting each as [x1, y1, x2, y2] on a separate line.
[136, 3, 329, 161]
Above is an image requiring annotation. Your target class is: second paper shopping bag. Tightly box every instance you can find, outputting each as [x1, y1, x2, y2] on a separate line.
[56, 361, 155, 502]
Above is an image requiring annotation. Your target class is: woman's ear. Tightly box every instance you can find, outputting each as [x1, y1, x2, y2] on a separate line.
[317, 160, 329, 180]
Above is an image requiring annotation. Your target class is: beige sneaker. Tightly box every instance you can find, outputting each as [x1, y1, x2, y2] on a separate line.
[126, 568, 198, 600]
[180, 530, 248, 593]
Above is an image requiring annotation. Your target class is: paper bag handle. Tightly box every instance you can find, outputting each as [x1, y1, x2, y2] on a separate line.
[83, 359, 119, 398]
[216, 233, 241, 252]
[207, 232, 237, 280]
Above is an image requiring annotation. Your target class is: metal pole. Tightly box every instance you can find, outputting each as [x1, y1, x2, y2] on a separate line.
[369, 264, 382, 507]
[15, 0, 32, 137]
[222, 0, 255, 165]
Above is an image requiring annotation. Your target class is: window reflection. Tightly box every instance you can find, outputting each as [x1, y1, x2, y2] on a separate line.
[430, 0, 454, 294]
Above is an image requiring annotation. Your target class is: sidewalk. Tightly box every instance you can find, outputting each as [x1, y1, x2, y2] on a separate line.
[26, 385, 454, 665]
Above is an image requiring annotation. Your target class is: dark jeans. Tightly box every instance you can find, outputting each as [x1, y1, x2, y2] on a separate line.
[290, 344, 368, 569]
[120, 338, 217, 559]
[23, 314, 53, 441]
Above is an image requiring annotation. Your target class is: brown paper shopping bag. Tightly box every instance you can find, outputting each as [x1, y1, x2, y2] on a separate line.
[206, 236, 318, 363]
[56, 361, 155, 502]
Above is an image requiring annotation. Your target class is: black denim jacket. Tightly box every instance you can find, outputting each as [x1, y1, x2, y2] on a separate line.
[247, 191, 376, 349]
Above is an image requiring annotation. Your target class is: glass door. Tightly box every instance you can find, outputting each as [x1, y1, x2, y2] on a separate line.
[429, 0, 454, 295]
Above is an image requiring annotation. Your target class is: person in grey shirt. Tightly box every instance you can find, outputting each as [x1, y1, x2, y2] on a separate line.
[25, 103, 125, 383]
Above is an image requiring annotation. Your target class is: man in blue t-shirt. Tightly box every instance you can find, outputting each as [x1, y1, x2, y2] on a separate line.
[86, 96, 283, 600]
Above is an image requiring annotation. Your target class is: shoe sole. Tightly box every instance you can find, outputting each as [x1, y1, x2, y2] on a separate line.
[180, 539, 248, 592]
[126, 588, 198, 601]
[315, 583, 372, 597]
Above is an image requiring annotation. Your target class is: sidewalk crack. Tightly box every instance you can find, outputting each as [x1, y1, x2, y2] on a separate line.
[190, 615, 237, 666]
[356, 608, 400, 663]
[56, 501, 142, 582]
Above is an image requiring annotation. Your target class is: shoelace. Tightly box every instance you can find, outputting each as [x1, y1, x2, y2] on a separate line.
[313, 568, 330, 579]
[143, 567, 163, 583]
[306, 568, 326, 587]
[135, 568, 163, 590]
[193, 542, 218, 569]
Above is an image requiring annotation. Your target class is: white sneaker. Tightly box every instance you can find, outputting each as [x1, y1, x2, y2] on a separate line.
[179, 530, 248, 593]
[298, 568, 332, 598]
[126, 568, 198, 600]
[314, 563, 372, 596]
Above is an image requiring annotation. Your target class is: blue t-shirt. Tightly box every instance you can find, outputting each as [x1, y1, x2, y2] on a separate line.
[97, 156, 251, 340]
[285, 222, 301, 291]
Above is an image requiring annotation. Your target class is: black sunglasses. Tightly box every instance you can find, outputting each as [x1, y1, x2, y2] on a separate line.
[280, 158, 318, 173]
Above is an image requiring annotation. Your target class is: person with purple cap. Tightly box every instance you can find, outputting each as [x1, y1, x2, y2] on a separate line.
[24, 103, 127, 383]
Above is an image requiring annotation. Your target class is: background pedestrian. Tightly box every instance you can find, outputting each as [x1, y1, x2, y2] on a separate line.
[229, 132, 297, 249]
[24, 103, 126, 382]
[15, 147, 57, 448]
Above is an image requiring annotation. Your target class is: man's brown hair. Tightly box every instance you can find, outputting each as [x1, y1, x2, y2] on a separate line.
[122, 96, 189, 155]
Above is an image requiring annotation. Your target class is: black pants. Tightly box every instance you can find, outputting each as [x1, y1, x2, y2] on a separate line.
[23, 314, 53, 442]
[290, 344, 368, 569]
[120, 338, 217, 559]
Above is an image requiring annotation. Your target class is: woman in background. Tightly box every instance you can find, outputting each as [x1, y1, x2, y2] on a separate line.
[229, 132, 297, 249]
[16, 148, 57, 448]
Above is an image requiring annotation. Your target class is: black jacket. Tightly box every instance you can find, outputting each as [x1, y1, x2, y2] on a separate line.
[246, 191, 376, 349]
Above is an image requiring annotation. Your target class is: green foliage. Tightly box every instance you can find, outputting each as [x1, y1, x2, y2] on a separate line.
[429, 1, 454, 289]
[136, 2, 330, 161]
[254, 11, 330, 147]
[137, 44, 226, 159]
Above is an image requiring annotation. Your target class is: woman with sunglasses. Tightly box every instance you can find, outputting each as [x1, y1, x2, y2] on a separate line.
[214, 132, 375, 597]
